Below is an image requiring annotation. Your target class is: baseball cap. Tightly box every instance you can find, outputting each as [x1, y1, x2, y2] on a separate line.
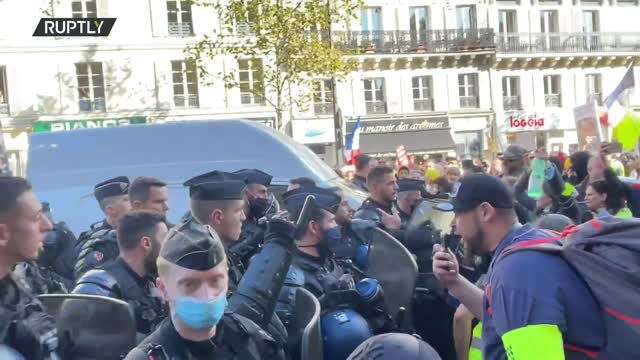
[501, 145, 528, 161]
[451, 174, 514, 212]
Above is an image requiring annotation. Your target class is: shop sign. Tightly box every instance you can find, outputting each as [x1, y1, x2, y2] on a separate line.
[33, 116, 147, 132]
[292, 118, 335, 144]
[346, 116, 449, 134]
[503, 110, 574, 133]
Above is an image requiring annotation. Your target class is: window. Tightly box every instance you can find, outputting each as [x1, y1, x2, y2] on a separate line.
[502, 76, 521, 110]
[313, 80, 334, 116]
[586, 74, 603, 105]
[498, 10, 518, 33]
[167, 1, 193, 37]
[456, 5, 477, 30]
[409, 7, 429, 46]
[171, 60, 199, 108]
[617, 0, 638, 5]
[412, 76, 433, 112]
[458, 73, 479, 108]
[71, 0, 97, 18]
[360, 7, 382, 32]
[238, 59, 265, 105]
[544, 75, 562, 107]
[0, 67, 8, 115]
[75, 62, 106, 112]
[363, 78, 386, 114]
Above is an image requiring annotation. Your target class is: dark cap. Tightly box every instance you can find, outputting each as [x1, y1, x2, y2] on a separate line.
[397, 179, 425, 193]
[184, 171, 247, 201]
[232, 169, 272, 187]
[347, 333, 441, 360]
[451, 174, 514, 212]
[160, 221, 226, 271]
[501, 145, 528, 161]
[94, 176, 130, 201]
[282, 186, 341, 214]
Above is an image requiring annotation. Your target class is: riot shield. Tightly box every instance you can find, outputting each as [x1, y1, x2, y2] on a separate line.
[295, 288, 323, 360]
[366, 227, 418, 323]
[38, 294, 136, 360]
[406, 199, 455, 236]
[0, 345, 25, 360]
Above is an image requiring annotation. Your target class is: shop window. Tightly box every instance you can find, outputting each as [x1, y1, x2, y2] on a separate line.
[238, 59, 265, 106]
[454, 131, 482, 159]
[313, 79, 334, 116]
[167, 1, 194, 37]
[543, 75, 562, 107]
[458, 73, 479, 109]
[171, 60, 200, 108]
[502, 76, 521, 110]
[0, 66, 8, 115]
[71, 0, 97, 18]
[75, 62, 106, 112]
[412, 76, 433, 112]
[364, 78, 386, 114]
[586, 74, 602, 106]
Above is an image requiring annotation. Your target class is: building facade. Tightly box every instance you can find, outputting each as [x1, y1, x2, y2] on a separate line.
[1, 0, 640, 175]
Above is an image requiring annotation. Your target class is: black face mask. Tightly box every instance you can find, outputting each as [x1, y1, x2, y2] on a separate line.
[249, 197, 272, 219]
[300, 226, 342, 259]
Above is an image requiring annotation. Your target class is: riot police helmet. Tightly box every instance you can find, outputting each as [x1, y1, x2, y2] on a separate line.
[321, 309, 373, 360]
[347, 333, 441, 360]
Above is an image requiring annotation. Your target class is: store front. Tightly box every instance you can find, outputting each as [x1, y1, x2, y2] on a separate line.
[291, 117, 337, 167]
[499, 110, 577, 153]
[32, 116, 148, 132]
[345, 116, 456, 159]
[449, 115, 490, 160]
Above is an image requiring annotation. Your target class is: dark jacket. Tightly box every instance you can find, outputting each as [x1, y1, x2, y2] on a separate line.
[351, 175, 368, 192]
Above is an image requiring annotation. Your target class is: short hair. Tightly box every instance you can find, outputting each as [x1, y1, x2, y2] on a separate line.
[129, 176, 167, 202]
[355, 154, 372, 171]
[446, 166, 461, 176]
[367, 165, 394, 185]
[117, 210, 166, 252]
[190, 199, 234, 224]
[290, 177, 316, 188]
[0, 176, 32, 218]
[98, 195, 124, 213]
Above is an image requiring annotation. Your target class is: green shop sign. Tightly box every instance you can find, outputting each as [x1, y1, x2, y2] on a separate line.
[33, 116, 148, 132]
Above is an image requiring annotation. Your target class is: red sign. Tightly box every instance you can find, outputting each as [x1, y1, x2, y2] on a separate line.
[509, 115, 545, 128]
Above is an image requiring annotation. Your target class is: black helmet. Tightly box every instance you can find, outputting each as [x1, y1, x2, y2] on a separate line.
[347, 333, 441, 360]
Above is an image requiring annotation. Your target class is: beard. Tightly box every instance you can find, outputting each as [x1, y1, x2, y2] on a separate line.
[464, 227, 487, 257]
[144, 255, 159, 277]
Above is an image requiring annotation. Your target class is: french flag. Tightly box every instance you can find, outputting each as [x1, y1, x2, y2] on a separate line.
[344, 117, 362, 165]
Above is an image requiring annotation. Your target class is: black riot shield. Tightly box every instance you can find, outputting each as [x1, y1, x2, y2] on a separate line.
[406, 199, 455, 236]
[38, 294, 136, 360]
[366, 227, 418, 323]
[294, 288, 323, 360]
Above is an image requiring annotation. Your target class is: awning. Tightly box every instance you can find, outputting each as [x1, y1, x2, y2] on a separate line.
[359, 129, 456, 155]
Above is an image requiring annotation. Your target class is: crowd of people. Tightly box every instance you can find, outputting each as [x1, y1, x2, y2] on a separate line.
[1, 140, 639, 360]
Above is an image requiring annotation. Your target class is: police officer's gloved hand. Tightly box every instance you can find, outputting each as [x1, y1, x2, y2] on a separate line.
[10, 312, 58, 359]
[264, 218, 297, 248]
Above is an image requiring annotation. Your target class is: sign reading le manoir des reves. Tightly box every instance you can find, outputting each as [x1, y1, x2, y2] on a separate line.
[33, 117, 147, 132]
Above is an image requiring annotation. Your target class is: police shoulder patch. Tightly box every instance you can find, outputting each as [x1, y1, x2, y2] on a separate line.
[93, 251, 104, 262]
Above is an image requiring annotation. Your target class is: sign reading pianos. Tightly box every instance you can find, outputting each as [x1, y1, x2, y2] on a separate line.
[33, 116, 148, 132]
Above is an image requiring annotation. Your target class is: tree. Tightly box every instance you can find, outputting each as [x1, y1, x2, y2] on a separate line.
[187, 0, 362, 131]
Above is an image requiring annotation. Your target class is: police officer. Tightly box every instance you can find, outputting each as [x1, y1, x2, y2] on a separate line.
[183, 170, 248, 292]
[75, 176, 132, 278]
[38, 202, 76, 286]
[129, 177, 170, 218]
[354, 165, 402, 239]
[0, 176, 58, 359]
[231, 169, 274, 265]
[125, 223, 286, 360]
[73, 210, 169, 339]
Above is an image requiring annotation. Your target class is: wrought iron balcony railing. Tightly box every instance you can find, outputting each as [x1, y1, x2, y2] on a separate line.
[414, 98, 434, 112]
[366, 101, 387, 114]
[168, 22, 194, 37]
[460, 96, 479, 109]
[503, 96, 522, 110]
[79, 98, 106, 112]
[545, 94, 562, 107]
[496, 32, 640, 54]
[314, 102, 334, 115]
[332, 28, 495, 54]
[174, 94, 199, 108]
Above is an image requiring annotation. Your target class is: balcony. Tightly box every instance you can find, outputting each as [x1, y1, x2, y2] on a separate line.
[0, 103, 8, 115]
[174, 94, 199, 108]
[168, 22, 193, 37]
[79, 98, 106, 112]
[333, 28, 495, 55]
[366, 101, 387, 114]
[503, 96, 522, 110]
[414, 98, 434, 112]
[545, 94, 562, 107]
[459, 96, 479, 109]
[241, 93, 265, 106]
[587, 93, 603, 106]
[314, 102, 334, 116]
[496, 32, 640, 54]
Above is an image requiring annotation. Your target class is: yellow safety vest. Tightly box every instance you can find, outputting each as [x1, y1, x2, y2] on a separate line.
[469, 321, 483, 360]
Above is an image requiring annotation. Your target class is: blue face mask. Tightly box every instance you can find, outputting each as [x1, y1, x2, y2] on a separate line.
[175, 292, 228, 330]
